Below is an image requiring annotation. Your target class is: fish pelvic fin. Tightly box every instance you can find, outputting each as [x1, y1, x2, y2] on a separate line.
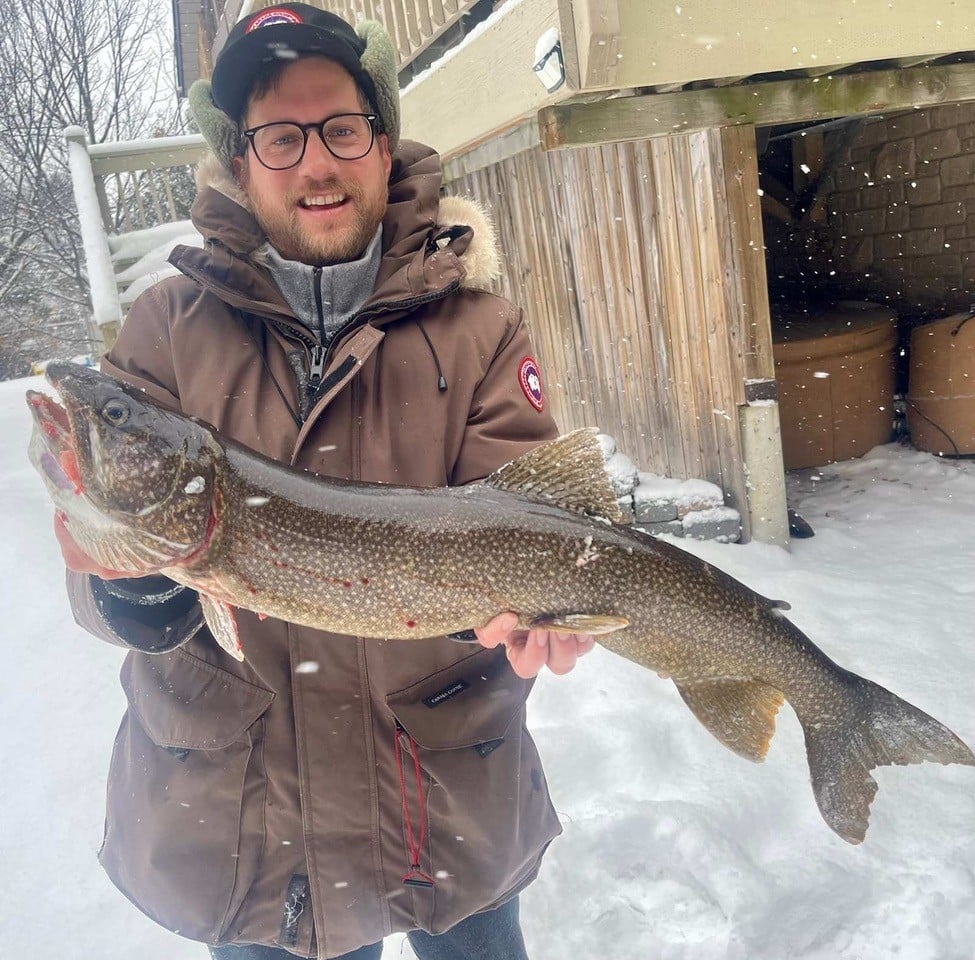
[804, 676, 975, 844]
[674, 677, 784, 763]
[200, 594, 245, 662]
[484, 429, 623, 523]
[531, 613, 629, 635]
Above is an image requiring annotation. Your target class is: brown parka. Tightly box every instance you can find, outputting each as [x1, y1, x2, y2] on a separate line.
[66, 142, 562, 957]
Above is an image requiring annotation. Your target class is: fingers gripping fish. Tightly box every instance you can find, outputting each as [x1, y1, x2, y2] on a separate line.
[27, 362, 975, 844]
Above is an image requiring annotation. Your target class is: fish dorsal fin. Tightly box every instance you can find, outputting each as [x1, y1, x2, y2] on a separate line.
[483, 429, 623, 523]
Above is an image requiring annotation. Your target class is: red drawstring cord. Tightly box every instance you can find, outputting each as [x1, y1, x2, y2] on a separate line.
[394, 724, 436, 888]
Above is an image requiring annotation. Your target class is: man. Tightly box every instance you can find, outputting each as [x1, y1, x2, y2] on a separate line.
[56, 6, 593, 958]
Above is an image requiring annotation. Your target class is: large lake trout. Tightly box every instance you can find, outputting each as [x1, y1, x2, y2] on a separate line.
[27, 362, 974, 844]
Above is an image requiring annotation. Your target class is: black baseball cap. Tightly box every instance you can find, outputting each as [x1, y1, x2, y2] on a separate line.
[210, 4, 376, 122]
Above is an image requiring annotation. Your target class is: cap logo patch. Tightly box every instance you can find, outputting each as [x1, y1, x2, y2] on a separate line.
[518, 356, 544, 412]
[246, 7, 304, 32]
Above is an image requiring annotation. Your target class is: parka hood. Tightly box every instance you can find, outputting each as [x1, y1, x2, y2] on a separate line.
[182, 141, 500, 300]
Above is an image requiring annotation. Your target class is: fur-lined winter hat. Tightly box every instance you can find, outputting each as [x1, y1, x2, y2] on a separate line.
[189, 4, 399, 171]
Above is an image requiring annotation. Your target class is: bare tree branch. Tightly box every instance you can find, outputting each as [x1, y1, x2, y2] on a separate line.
[0, 0, 178, 374]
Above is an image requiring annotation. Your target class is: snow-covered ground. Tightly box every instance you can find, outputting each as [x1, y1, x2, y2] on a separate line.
[2, 373, 974, 959]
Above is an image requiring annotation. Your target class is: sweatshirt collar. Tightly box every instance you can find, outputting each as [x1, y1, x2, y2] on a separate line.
[263, 227, 383, 342]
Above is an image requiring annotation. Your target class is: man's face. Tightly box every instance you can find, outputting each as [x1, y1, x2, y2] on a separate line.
[234, 57, 392, 266]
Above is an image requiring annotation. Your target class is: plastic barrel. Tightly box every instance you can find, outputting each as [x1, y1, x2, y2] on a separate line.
[907, 312, 975, 456]
[772, 301, 898, 469]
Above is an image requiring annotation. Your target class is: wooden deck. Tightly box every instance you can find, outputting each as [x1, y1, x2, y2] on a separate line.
[403, 0, 975, 160]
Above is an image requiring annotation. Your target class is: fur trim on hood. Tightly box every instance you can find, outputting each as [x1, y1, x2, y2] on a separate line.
[192, 149, 502, 291]
[195, 151, 252, 211]
[436, 195, 502, 289]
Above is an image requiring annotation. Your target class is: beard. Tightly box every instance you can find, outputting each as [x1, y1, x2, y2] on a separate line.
[248, 177, 388, 266]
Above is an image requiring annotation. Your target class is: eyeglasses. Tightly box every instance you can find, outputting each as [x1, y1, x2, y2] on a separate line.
[242, 113, 378, 170]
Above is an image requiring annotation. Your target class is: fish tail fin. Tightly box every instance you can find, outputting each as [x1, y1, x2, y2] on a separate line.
[803, 676, 975, 844]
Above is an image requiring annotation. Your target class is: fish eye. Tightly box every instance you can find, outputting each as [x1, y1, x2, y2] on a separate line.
[101, 398, 130, 426]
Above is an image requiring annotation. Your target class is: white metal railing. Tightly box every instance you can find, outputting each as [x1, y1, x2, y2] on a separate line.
[64, 127, 207, 349]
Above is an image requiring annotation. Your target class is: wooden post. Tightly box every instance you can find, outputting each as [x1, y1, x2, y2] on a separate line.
[718, 124, 789, 548]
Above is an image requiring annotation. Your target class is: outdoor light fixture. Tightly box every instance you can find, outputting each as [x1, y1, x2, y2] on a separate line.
[533, 28, 565, 93]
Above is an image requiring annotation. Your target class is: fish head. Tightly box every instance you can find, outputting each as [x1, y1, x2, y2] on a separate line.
[27, 362, 221, 573]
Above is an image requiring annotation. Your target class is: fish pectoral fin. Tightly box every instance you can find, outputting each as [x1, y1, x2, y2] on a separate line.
[530, 613, 629, 636]
[673, 677, 784, 763]
[200, 594, 245, 662]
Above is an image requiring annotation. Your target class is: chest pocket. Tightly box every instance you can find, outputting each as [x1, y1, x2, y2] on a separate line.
[120, 646, 273, 749]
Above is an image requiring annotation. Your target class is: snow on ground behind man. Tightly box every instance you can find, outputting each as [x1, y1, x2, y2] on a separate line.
[1, 375, 973, 959]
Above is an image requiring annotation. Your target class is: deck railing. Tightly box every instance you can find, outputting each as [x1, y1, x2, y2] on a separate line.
[332, 0, 479, 65]
[64, 127, 208, 350]
[232, 0, 481, 71]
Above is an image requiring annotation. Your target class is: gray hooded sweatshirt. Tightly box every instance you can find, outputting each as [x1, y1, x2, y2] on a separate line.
[264, 226, 383, 345]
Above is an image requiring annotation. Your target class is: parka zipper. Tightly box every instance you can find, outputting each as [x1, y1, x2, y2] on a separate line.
[179, 253, 462, 415]
[310, 266, 327, 387]
[309, 345, 327, 384]
[278, 873, 310, 946]
[304, 278, 462, 411]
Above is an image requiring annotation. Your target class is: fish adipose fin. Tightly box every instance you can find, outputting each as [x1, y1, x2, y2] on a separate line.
[484, 429, 623, 523]
[803, 676, 975, 844]
[200, 594, 245, 662]
[531, 613, 629, 635]
[674, 677, 784, 762]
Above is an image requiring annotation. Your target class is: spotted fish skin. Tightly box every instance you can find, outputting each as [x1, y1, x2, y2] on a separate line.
[27, 362, 975, 844]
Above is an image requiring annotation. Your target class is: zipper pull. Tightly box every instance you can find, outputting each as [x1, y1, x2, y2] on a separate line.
[309, 345, 326, 385]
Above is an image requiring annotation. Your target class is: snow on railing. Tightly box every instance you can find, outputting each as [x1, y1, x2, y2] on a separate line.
[63, 127, 206, 351]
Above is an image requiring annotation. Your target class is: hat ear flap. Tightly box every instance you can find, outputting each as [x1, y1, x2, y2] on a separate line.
[188, 79, 241, 174]
[356, 20, 400, 156]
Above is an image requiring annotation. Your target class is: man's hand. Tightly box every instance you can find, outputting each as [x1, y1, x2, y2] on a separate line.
[476, 612, 596, 679]
[53, 512, 136, 580]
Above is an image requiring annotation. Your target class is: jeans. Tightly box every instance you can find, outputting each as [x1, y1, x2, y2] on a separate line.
[209, 896, 528, 960]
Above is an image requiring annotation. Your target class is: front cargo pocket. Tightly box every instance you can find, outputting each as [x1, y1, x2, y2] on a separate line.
[386, 646, 533, 750]
[385, 647, 560, 934]
[99, 647, 274, 943]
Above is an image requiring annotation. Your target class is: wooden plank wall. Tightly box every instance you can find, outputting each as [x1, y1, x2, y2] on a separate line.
[445, 126, 774, 538]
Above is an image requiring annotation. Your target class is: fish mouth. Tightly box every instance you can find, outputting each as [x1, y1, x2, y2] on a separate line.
[27, 364, 217, 572]
[26, 383, 81, 493]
